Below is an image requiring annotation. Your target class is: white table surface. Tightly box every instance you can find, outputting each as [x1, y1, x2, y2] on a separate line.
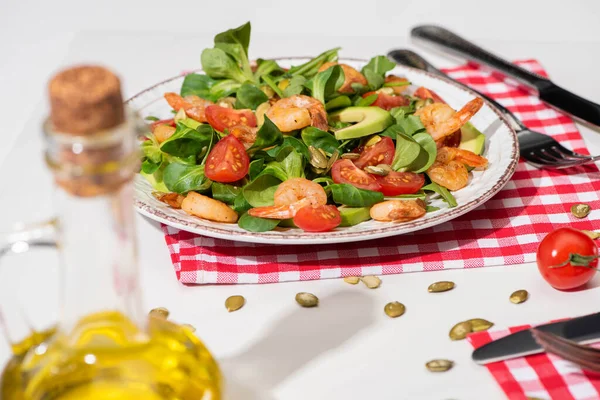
[2, 1, 600, 399]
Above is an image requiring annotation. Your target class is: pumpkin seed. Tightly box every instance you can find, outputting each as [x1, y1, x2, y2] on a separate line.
[365, 135, 382, 147]
[425, 359, 454, 372]
[182, 323, 196, 332]
[428, 281, 455, 293]
[325, 149, 340, 172]
[341, 152, 360, 160]
[571, 203, 591, 218]
[384, 301, 406, 318]
[449, 321, 473, 340]
[467, 318, 494, 332]
[361, 275, 381, 289]
[582, 230, 600, 240]
[149, 307, 170, 319]
[510, 289, 529, 304]
[295, 292, 319, 307]
[364, 165, 389, 176]
[309, 146, 328, 169]
[225, 295, 245, 312]
[343, 276, 360, 284]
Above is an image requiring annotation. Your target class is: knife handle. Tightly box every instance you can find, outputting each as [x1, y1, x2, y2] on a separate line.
[411, 25, 550, 94]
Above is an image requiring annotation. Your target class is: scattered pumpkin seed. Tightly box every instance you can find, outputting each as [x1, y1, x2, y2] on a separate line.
[364, 165, 389, 176]
[182, 323, 196, 332]
[449, 321, 473, 341]
[326, 149, 340, 172]
[384, 301, 406, 318]
[428, 281, 455, 293]
[467, 318, 494, 332]
[425, 359, 454, 372]
[309, 146, 328, 169]
[365, 135, 382, 147]
[510, 289, 529, 304]
[361, 275, 381, 289]
[343, 276, 360, 284]
[295, 292, 319, 307]
[582, 230, 600, 240]
[571, 203, 591, 218]
[149, 307, 169, 319]
[225, 295, 245, 312]
[341, 152, 360, 160]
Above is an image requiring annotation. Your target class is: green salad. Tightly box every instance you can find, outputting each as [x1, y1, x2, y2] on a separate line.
[141, 22, 488, 233]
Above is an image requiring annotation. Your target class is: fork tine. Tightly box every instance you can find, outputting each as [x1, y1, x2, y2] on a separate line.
[532, 328, 600, 373]
[525, 153, 590, 169]
[550, 145, 593, 160]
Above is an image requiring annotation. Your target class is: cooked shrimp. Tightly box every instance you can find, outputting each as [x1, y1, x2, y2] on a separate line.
[370, 199, 427, 222]
[181, 192, 238, 223]
[415, 98, 483, 141]
[266, 95, 328, 132]
[385, 75, 410, 95]
[154, 124, 176, 143]
[229, 125, 258, 150]
[164, 93, 213, 123]
[427, 147, 488, 191]
[154, 192, 185, 209]
[318, 62, 368, 94]
[248, 178, 327, 219]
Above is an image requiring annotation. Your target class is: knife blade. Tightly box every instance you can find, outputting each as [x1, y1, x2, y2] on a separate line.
[472, 312, 600, 364]
[411, 25, 600, 127]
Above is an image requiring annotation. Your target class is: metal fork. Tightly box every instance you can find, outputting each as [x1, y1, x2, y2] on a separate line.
[532, 328, 600, 373]
[387, 49, 600, 169]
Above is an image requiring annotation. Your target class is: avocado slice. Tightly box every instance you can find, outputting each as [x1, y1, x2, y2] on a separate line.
[330, 107, 393, 140]
[141, 170, 169, 192]
[338, 206, 372, 227]
[459, 122, 485, 156]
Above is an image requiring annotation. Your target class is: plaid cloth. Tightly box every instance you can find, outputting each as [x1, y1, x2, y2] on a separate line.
[162, 60, 600, 284]
[469, 326, 600, 400]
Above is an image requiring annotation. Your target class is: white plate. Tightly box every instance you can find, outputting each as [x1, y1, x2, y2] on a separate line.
[129, 58, 518, 245]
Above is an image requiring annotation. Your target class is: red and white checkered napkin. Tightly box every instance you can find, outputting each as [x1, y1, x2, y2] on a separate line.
[469, 325, 600, 400]
[162, 60, 600, 284]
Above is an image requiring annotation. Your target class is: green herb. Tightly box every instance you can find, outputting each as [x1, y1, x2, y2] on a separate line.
[313, 177, 335, 186]
[301, 127, 340, 154]
[277, 148, 305, 179]
[249, 116, 283, 152]
[232, 192, 252, 214]
[208, 79, 242, 99]
[214, 21, 251, 56]
[180, 74, 218, 101]
[389, 104, 416, 122]
[361, 56, 396, 91]
[329, 184, 384, 207]
[391, 131, 421, 171]
[325, 95, 351, 110]
[163, 163, 212, 194]
[287, 48, 340, 78]
[235, 83, 269, 110]
[248, 158, 265, 180]
[212, 21, 253, 81]
[237, 213, 280, 232]
[254, 58, 283, 80]
[422, 182, 457, 208]
[211, 182, 242, 204]
[261, 75, 284, 98]
[408, 132, 437, 173]
[141, 159, 161, 174]
[387, 192, 427, 200]
[306, 64, 344, 104]
[426, 206, 441, 212]
[398, 115, 426, 136]
[282, 75, 307, 98]
[201, 48, 249, 83]
[144, 116, 160, 122]
[383, 80, 410, 87]
[160, 119, 214, 158]
[243, 174, 281, 207]
[355, 93, 377, 107]
[266, 136, 310, 161]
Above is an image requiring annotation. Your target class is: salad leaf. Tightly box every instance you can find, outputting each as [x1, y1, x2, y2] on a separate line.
[312, 176, 334, 186]
[160, 119, 214, 158]
[278, 148, 305, 179]
[141, 137, 162, 164]
[355, 93, 377, 107]
[209, 79, 242, 99]
[266, 136, 310, 161]
[261, 75, 284, 98]
[141, 159, 160, 174]
[180, 73, 217, 101]
[235, 83, 269, 110]
[232, 192, 252, 214]
[361, 56, 396, 91]
[237, 213, 280, 232]
[201, 48, 249, 83]
[212, 182, 242, 204]
[391, 131, 421, 171]
[397, 114, 426, 136]
[215, 42, 253, 78]
[243, 174, 281, 207]
[214, 21, 251, 56]
[163, 163, 212, 194]
[325, 95, 351, 111]
[386, 191, 427, 200]
[305, 64, 344, 104]
[426, 206, 441, 213]
[248, 158, 265, 180]
[259, 161, 288, 182]
[301, 127, 340, 154]
[249, 116, 283, 152]
[407, 132, 437, 173]
[422, 182, 457, 208]
[329, 184, 384, 207]
[282, 75, 307, 98]
[144, 116, 160, 122]
[363, 69, 384, 91]
[389, 104, 416, 122]
[287, 47, 340, 78]
[254, 58, 283, 80]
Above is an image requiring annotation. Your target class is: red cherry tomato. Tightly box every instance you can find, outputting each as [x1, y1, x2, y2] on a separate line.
[204, 135, 250, 183]
[150, 118, 175, 133]
[363, 91, 409, 110]
[205, 106, 257, 132]
[536, 227, 599, 290]
[354, 137, 395, 169]
[331, 159, 381, 191]
[293, 205, 342, 232]
[414, 87, 446, 104]
[373, 171, 425, 196]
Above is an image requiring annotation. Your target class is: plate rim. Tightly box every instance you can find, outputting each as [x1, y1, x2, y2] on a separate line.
[128, 57, 519, 245]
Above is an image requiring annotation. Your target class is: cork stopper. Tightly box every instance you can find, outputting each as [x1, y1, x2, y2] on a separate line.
[49, 65, 124, 135]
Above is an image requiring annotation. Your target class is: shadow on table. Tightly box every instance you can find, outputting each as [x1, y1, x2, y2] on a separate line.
[220, 290, 375, 400]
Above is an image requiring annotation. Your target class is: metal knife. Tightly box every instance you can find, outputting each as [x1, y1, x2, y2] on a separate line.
[410, 25, 600, 128]
[472, 312, 600, 364]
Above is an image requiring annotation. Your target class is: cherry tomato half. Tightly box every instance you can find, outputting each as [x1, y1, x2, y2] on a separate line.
[293, 205, 342, 232]
[363, 91, 409, 111]
[373, 171, 425, 196]
[205, 135, 250, 183]
[536, 227, 599, 290]
[205, 105, 257, 132]
[354, 137, 395, 169]
[414, 87, 446, 104]
[331, 159, 381, 191]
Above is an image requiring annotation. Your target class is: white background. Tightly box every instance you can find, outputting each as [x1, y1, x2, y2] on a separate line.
[1, 1, 600, 399]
